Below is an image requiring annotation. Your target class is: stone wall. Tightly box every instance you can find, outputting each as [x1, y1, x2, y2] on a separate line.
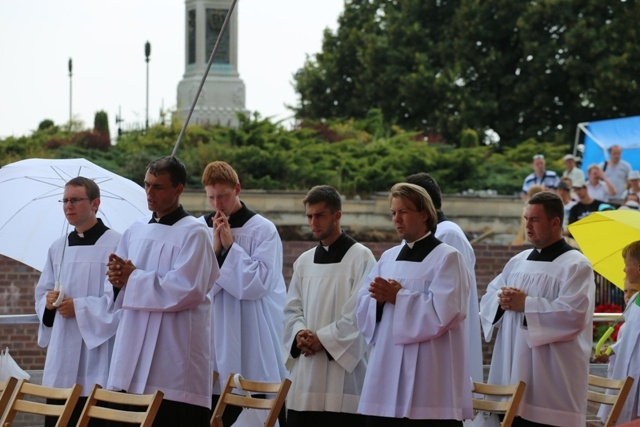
[1, 243, 528, 370]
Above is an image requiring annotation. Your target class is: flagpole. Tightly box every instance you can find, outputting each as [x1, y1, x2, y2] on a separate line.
[172, 0, 239, 157]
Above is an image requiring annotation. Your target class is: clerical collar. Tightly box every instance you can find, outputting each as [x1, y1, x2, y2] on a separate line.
[204, 201, 256, 229]
[437, 210, 449, 224]
[526, 238, 575, 262]
[406, 231, 431, 249]
[68, 218, 109, 246]
[313, 232, 357, 264]
[397, 233, 441, 262]
[149, 205, 190, 225]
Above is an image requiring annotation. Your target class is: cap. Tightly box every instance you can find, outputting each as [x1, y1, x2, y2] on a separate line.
[620, 200, 640, 210]
[556, 181, 570, 191]
[598, 203, 616, 212]
[628, 171, 640, 180]
[572, 178, 587, 189]
[562, 154, 576, 162]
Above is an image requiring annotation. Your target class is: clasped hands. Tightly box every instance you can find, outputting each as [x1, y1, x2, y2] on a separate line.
[498, 287, 526, 312]
[45, 290, 75, 318]
[212, 211, 233, 256]
[368, 277, 402, 305]
[295, 330, 324, 357]
[107, 253, 136, 288]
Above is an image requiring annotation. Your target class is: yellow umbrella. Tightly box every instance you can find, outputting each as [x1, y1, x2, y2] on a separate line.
[568, 209, 640, 290]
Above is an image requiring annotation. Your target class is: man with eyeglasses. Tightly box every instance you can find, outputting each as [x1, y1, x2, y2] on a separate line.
[521, 154, 560, 199]
[35, 176, 122, 427]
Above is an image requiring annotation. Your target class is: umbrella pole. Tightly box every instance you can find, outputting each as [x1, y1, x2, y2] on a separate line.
[171, 0, 240, 157]
[594, 293, 638, 355]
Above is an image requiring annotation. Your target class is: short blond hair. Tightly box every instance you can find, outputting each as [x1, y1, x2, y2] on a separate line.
[388, 182, 438, 233]
[622, 240, 640, 265]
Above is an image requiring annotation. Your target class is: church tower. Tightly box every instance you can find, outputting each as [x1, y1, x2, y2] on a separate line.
[174, 0, 247, 127]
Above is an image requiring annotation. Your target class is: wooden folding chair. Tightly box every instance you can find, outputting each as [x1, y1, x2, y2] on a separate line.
[76, 384, 164, 427]
[0, 377, 18, 420]
[472, 380, 526, 427]
[588, 374, 634, 427]
[211, 373, 291, 427]
[0, 379, 81, 427]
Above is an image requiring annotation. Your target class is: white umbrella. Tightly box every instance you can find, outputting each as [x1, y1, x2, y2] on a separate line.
[0, 158, 148, 272]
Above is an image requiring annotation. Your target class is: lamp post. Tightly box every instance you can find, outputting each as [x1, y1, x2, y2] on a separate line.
[68, 58, 73, 130]
[145, 41, 151, 130]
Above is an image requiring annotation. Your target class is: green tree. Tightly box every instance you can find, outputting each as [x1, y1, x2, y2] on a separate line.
[94, 111, 110, 139]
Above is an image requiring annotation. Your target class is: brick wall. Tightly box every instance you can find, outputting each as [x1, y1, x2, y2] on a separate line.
[0, 243, 528, 370]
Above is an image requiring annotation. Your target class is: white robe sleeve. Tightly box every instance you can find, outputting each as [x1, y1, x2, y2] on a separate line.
[524, 260, 594, 347]
[479, 272, 507, 342]
[316, 251, 376, 373]
[122, 225, 218, 311]
[283, 259, 308, 370]
[392, 250, 469, 344]
[214, 225, 283, 300]
[74, 293, 122, 350]
[356, 261, 383, 345]
[35, 244, 57, 348]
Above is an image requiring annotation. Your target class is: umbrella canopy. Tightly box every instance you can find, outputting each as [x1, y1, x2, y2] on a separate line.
[0, 158, 148, 272]
[568, 209, 640, 289]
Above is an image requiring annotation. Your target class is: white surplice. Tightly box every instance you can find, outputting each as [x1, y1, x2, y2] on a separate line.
[356, 238, 473, 421]
[107, 215, 218, 409]
[200, 211, 287, 391]
[436, 219, 483, 384]
[601, 296, 640, 423]
[35, 229, 121, 395]
[283, 238, 376, 414]
[479, 248, 594, 426]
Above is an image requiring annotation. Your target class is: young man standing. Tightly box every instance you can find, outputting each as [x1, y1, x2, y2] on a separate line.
[36, 177, 122, 427]
[480, 191, 594, 426]
[284, 185, 376, 427]
[200, 161, 287, 424]
[356, 183, 472, 426]
[106, 156, 218, 427]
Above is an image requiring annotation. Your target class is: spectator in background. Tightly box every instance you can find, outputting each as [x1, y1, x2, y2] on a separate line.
[620, 171, 640, 202]
[561, 154, 585, 186]
[568, 179, 606, 225]
[586, 164, 616, 203]
[554, 180, 577, 234]
[522, 154, 560, 199]
[600, 145, 632, 206]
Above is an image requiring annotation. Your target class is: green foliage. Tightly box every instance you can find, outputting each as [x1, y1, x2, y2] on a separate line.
[0, 113, 570, 197]
[294, 0, 640, 147]
[94, 111, 110, 138]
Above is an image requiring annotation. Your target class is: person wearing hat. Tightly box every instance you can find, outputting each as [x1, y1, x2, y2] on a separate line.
[561, 154, 585, 186]
[568, 178, 607, 226]
[620, 170, 640, 202]
[555, 180, 577, 234]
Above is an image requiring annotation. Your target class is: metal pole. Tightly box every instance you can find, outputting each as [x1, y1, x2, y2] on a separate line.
[145, 41, 151, 131]
[68, 58, 73, 130]
[172, 0, 239, 157]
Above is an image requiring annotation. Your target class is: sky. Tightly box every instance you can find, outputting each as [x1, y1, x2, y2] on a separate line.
[0, 1, 345, 138]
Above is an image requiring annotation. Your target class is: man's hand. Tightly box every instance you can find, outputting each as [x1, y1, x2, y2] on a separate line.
[499, 287, 527, 312]
[212, 211, 233, 256]
[107, 253, 136, 288]
[369, 277, 402, 305]
[45, 290, 59, 310]
[57, 298, 75, 318]
[295, 330, 324, 356]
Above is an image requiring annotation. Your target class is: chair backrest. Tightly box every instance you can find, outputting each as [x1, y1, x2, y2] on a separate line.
[211, 373, 292, 427]
[76, 384, 164, 427]
[587, 374, 634, 427]
[0, 377, 18, 420]
[0, 379, 82, 427]
[472, 381, 526, 427]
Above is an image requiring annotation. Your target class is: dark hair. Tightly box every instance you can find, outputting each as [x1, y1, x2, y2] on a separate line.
[405, 172, 442, 209]
[389, 182, 438, 233]
[303, 185, 342, 212]
[147, 156, 186, 187]
[527, 191, 564, 223]
[65, 176, 100, 200]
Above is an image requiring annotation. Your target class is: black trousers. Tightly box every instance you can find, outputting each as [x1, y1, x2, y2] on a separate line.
[212, 393, 287, 427]
[365, 416, 463, 427]
[287, 409, 366, 427]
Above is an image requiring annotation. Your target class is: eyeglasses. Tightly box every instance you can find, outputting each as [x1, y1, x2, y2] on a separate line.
[58, 197, 90, 205]
[533, 154, 545, 160]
